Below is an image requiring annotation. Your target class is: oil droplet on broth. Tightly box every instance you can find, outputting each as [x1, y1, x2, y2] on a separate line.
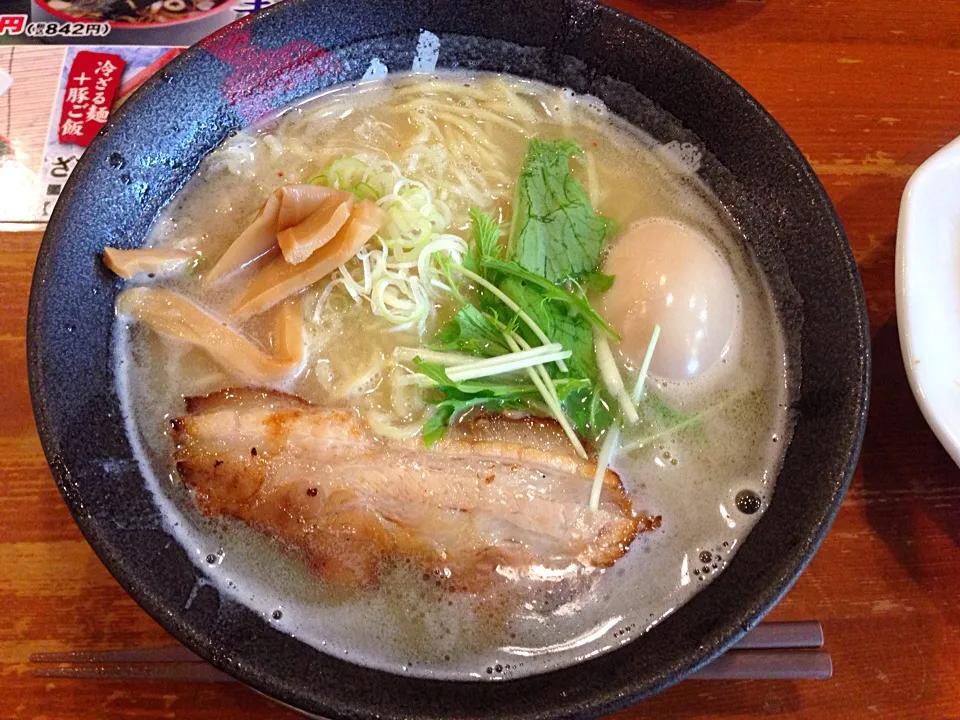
[735, 489, 763, 515]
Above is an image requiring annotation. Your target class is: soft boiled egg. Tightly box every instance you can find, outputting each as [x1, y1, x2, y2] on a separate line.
[600, 218, 740, 380]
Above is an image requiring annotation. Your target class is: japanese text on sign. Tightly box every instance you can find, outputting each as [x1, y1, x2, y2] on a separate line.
[25, 21, 111, 38]
[57, 51, 126, 147]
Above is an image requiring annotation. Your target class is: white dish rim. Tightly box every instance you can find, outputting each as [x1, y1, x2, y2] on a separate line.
[895, 134, 960, 468]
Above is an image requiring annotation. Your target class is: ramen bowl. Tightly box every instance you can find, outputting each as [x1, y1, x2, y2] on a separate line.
[27, 0, 869, 717]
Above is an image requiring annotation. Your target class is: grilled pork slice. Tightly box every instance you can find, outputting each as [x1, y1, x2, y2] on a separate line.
[172, 389, 659, 589]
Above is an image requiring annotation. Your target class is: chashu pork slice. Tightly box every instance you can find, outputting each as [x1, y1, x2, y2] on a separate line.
[171, 388, 659, 589]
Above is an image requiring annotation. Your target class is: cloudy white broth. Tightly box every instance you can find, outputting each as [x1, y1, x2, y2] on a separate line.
[112, 72, 792, 680]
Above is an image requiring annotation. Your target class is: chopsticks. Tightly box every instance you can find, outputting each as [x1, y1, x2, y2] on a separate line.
[32, 661, 235, 683]
[691, 620, 831, 680]
[29, 621, 830, 683]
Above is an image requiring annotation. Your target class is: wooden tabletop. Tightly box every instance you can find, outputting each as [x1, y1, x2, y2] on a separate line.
[3, 1, 959, 718]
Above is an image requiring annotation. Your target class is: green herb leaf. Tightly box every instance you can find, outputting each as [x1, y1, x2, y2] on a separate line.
[482, 258, 618, 339]
[500, 276, 596, 380]
[476, 265, 620, 439]
[435, 253, 468, 306]
[420, 393, 534, 447]
[507, 139, 611, 282]
[412, 357, 592, 446]
[421, 407, 455, 447]
[429, 305, 511, 357]
[415, 357, 586, 397]
[416, 143, 626, 452]
[464, 208, 502, 278]
[563, 385, 615, 440]
[413, 358, 457, 387]
[415, 358, 547, 446]
[415, 358, 529, 395]
[580, 271, 615, 294]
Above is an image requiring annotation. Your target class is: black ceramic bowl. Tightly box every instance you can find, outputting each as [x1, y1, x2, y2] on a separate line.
[27, 1, 869, 717]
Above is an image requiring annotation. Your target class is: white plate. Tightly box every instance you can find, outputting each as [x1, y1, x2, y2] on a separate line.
[896, 135, 960, 467]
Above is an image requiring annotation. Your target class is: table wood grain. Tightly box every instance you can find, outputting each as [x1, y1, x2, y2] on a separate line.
[2, 1, 959, 717]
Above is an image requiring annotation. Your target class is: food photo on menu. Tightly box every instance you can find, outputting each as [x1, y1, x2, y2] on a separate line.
[0, 1, 957, 719]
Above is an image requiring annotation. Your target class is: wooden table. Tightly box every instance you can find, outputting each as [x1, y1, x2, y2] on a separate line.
[2, 1, 959, 717]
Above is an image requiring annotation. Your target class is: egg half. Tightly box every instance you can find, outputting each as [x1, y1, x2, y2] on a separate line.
[600, 218, 740, 380]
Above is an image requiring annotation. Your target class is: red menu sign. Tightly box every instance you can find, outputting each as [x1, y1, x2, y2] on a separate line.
[56, 50, 126, 147]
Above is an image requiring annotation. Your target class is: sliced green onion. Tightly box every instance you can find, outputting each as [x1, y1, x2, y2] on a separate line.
[393, 347, 478, 366]
[417, 235, 468, 298]
[589, 325, 661, 511]
[589, 425, 621, 512]
[446, 347, 571, 382]
[447, 343, 562, 373]
[631, 325, 661, 404]
[352, 182, 379, 200]
[314, 156, 371, 190]
[508, 332, 565, 410]
[503, 333, 587, 459]
[371, 276, 429, 326]
[309, 154, 466, 335]
[594, 328, 640, 425]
